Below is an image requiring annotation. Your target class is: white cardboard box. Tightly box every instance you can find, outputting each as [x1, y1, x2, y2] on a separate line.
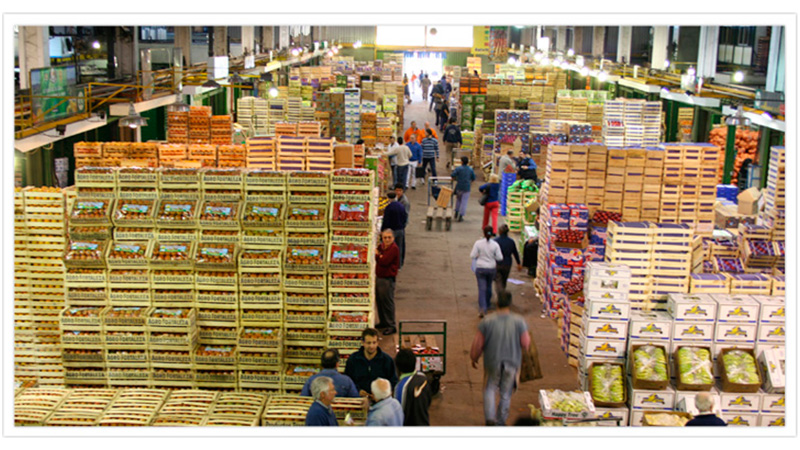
[719, 390, 762, 413]
[629, 382, 676, 410]
[751, 295, 785, 323]
[586, 261, 632, 280]
[629, 408, 688, 427]
[714, 322, 758, 343]
[674, 388, 722, 416]
[721, 412, 759, 427]
[585, 278, 631, 297]
[668, 293, 717, 322]
[672, 321, 715, 343]
[758, 347, 786, 393]
[760, 393, 785, 412]
[757, 413, 786, 427]
[756, 322, 786, 343]
[712, 293, 759, 323]
[580, 335, 627, 359]
[585, 299, 631, 321]
[583, 318, 628, 340]
[594, 408, 630, 426]
[629, 310, 673, 341]
[754, 342, 785, 360]
[584, 290, 630, 303]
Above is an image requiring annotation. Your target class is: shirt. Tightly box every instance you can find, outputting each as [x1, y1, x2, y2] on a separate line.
[376, 242, 400, 279]
[305, 401, 338, 426]
[396, 372, 432, 426]
[498, 155, 516, 174]
[394, 373, 413, 405]
[397, 194, 411, 225]
[300, 369, 360, 398]
[494, 235, 521, 266]
[366, 398, 404, 426]
[471, 312, 530, 372]
[387, 143, 412, 166]
[407, 142, 423, 162]
[421, 137, 439, 159]
[451, 165, 476, 192]
[479, 182, 500, 203]
[443, 124, 462, 144]
[381, 201, 407, 231]
[404, 128, 426, 145]
[344, 346, 399, 393]
[470, 238, 503, 269]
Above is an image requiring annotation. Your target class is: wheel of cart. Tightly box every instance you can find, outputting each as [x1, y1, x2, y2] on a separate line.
[425, 176, 455, 232]
[397, 320, 447, 396]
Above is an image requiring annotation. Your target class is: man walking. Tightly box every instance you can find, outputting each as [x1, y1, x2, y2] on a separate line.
[305, 377, 339, 426]
[420, 129, 440, 181]
[442, 117, 463, 164]
[387, 137, 412, 193]
[345, 328, 399, 396]
[381, 192, 407, 269]
[451, 156, 475, 222]
[494, 224, 522, 296]
[421, 74, 431, 102]
[470, 291, 530, 426]
[374, 228, 401, 335]
[406, 134, 423, 190]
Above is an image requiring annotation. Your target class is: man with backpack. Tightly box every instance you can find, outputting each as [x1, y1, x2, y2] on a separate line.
[442, 117, 463, 165]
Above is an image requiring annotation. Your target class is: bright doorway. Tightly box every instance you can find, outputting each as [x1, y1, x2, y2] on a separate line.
[403, 51, 444, 100]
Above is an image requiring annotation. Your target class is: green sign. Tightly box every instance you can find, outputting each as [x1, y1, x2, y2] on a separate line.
[30, 65, 85, 124]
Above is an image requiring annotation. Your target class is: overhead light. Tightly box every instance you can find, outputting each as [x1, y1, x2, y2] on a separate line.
[332, 46, 339, 54]
[733, 71, 745, 83]
[514, 59, 522, 67]
[533, 52, 543, 62]
[507, 56, 516, 65]
[230, 73, 244, 85]
[268, 87, 279, 98]
[291, 48, 299, 57]
[92, 41, 101, 50]
[761, 112, 772, 120]
[598, 71, 608, 82]
[580, 67, 590, 77]
[560, 61, 569, 70]
[168, 101, 190, 113]
[337, 44, 342, 49]
[354, 40, 362, 49]
[664, 59, 670, 69]
[541, 57, 550, 66]
[202, 78, 221, 88]
[118, 103, 148, 129]
[725, 105, 751, 127]
[326, 50, 334, 58]
[55, 124, 67, 136]
[567, 48, 575, 57]
[661, 87, 669, 94]
[687, 66, 696, 77]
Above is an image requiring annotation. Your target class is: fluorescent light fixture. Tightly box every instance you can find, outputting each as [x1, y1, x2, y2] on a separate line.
[580, 67, 590, 77]
[354, 40, 362, 49]
[567, 48, 574, 57]
[733, 71, 745, 82]
[332, 46, 339, 54]
[661, 87, 669, 94]
[514, 26, 525, 29]
[507, 56, 516, 65]
[533, 52, 543, 62]
[514, 59, 522, 67]
[291, 48, 300, 57]
[118, 103, 148, 129]
[598, 71, 608, 82]
[92, 41, 100, 49]
[725, 105, 751, 126]
[687, 66, 696, 77]
[541, 57, 550, 66]
[268, 87, 279, 98]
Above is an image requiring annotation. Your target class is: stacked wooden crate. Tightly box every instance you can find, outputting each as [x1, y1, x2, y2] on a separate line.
[189, 106, 212, 144]
[210, 115, 232, 145]
[605, 222, 654, 311]
[306, 137, 336, 171]
[246, 136, 276, 170]
[760, 146, 785, 241]
[217, 144, 246, 168]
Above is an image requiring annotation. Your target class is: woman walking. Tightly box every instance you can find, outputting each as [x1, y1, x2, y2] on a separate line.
[470, 226, 504, 317]
[479, 173, 501, 235]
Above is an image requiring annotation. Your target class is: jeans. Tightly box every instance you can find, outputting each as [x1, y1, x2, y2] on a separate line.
[455, 190, 470, 217]
[393, 228, 405, 268]
[407, 161, 418, 187]
[395, 165, 409, 191]
[475, 267, 496, 314]
[495, 264, 511, 298]
[482, 201, 500, 234]
[376, 277, 396, 329]
[484, 362, 517, 425]
[391, 164, 398, 186]
[421, 157, 437, 180]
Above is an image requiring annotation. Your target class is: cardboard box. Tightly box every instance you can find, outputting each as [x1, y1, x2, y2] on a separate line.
[629, 311, 672, 341]
[712, 294, 760, 324]
[585, 299, 631, 321]
[714, 322, 757, 343]
[760, 393, 785, 412]
[672, 321, 715, 343]
[719, 390, 762, 413]
[629, 382, 676, 410]
[756, 322, 785, 343]
[583, 318, 628, 340]
[737, 187, 761, 215]
[539, 390, 596, 419]
[593, 408, 630, 426]
[668, 293, 718, 322]
[581, 335, 627, 359]
[751, 295, 785, 323]
[758, 347, 785, 393]
[757, 413, 786, 427]
[721, 413, 759, 426]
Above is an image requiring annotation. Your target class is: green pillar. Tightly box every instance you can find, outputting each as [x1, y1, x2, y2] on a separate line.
[722, 124, 737, 185]
[758, 128, 772, 189]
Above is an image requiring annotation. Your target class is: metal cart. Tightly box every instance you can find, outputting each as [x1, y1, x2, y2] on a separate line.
[425, 176, 455, 231]
[398, 320, 447, 394]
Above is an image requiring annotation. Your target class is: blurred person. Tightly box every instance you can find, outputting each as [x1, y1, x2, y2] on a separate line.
[381, 193, 407, 270]
[394, 348, 433, 426]
[420, 129, 440, 181]
[442, 117, 463, 165]
[404, 121, 426, 145]
[470, 226, 504, 317]
[374, 229, 401, 335]
[494, 224, 522, 297]
[685, 392, 727, 426]
[406, 134, 423, 189]
[421, 74, 431, 102]
[366, 378, 404, 426]
[479, 173, 501, 235]
[387, 137, 412, 195]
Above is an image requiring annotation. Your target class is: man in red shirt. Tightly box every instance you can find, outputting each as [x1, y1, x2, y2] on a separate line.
[375, 229, 400, 335]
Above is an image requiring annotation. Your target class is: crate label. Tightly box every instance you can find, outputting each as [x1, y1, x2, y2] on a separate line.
[244, 328, 277, 335]
[71, 242, 99, 251]
[339, 203, 365, 213]
[201, 247, 229, 257]
[68, 307, 97, 314]
[114, 244, 141, 253]
[291, 249, 320, 258]
[121, 204, 149, 214]
[205, 206, 232, 217]
[154, 309, 186, 316]
[291, 208, 319, 216]
[160, 244, 187, 253]
[77, 202, 104, 210]
[164, 204, 192, 213]
[333, 250, 359, 261]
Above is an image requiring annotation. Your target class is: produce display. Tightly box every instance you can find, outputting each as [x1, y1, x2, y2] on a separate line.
[330, 243, 369, 265]
[65, 240, 107, 264]
[150, 242, 193, 262]
[156, 201, 197, 223]
[708, 126, 759, 184]
[590, 364, 624, 404]
[113, 200, 155, 225]
[286, 246, 324, 265]
[722, 349, 760, 385]
[330, 311, 368, 323]
[70, 200, 111, 223]
[632, 345, 668, 382]
[242, 203, 282, 225]
[196, 244, 237, 267]
[676, 347, 714, 386]
[541, 390, 592, 415]
[643, 412, 690, 427]
[591, 210, 622, 224]
[331, 201, 370, 222]
[198, 201, 240, 224]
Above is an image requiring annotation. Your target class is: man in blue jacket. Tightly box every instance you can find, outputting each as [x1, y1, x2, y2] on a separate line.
[685, 392, 727, 426]
[382, 191, 408, 269]
[442, 117, 463, 167]
[344, 328, 398, 397]
[451, 156, 476, 222]
[366, 378, 404, 426]
[406, 134, 423, 189]
[305, 376, 338, 426]
[301, 349, 359, 398]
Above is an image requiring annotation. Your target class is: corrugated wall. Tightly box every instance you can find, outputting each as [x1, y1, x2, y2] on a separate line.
[443, 51, 470, 67]
[318, 26, 376, 45]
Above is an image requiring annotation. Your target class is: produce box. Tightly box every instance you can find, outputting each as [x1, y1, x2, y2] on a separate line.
[241, 229, 284, 248]
[593, 408, 630, 426]
[628, 311, 671, 341]
[198, 201, 242, 230]
[630, 344, 670, 390]
[713, 293, 759, 323]
[667, 293, 718, 322]
[155, 199, 199, 228]
[105, 240, 152, 269]
[285, 206, 327, 231]
[720, 413, 759, 427]
[673, 346, 715, 391]
[758, 347, 785, 393]
[112, 199, 156, 228]
[641, 411, 692, 426]
[241, 202, 284, 228]
[718, 347, 762, 393]
[69, 199, 112, 226]
[757, 413, 785, 427]
[148, 241, 196, 269]
[719, 391, 762, 413]
[761, 393, 785, 413]
[195, 243, 238, 271]
[671, 321, 715, 343]
[588, 362, 626, 408]
[287, 171, 330, 191]
[538, 389, 596, 419]
[714, 323, 757, 343]
[628, 382, 676, 410]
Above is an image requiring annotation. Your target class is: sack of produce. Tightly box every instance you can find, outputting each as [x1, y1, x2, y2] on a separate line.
[538, 389, 596, 419]
[719, 348, 761, 393]
[631, 344, 669, 390]
[675, 346, 714, 391]
[589, 363, 625, 408]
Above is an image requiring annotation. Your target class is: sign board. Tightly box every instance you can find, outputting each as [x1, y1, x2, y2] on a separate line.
[473, 26, 490, 56]
[29, 65, 85, 124]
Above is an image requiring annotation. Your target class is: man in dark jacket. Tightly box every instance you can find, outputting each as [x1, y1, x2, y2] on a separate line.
[305, 376, 338, 426]
[301, 349, 360, 398]
[394, 348, 433, 426]
[685, 392, 727, 426]
[345, 328, 399, 396]
[442, 117, 463, 166]
[381, 192, 407, 270]
[516, 150, 538, 183]
[494, 224, 522, 297]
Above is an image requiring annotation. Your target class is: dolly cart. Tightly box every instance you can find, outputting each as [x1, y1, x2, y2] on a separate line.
[398, 320, 447, 395]
[425, 176, 454, 231]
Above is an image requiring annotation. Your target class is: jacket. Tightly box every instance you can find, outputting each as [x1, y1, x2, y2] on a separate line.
[497, 155, 516, 174]
[451, 165, 476, 192]
[403, 128, 426, 145]
[396, 372, 432, 426]
[366, 398, 404, 426]
[305, 401, 338, 426]
[470, 238, 503, 270]
[443, 124, 462, 144]
[685, 414, 728, 426]
[387, 143, 412, 166]
[381, 201, 407, 231]
[479, 182, 500, 203]
[300, 369, 360, 398]
[494, 234, 521, 266]
[344, 346, 398, 393]
[375, 242, 400, 279]
[407, 142, 423, 162]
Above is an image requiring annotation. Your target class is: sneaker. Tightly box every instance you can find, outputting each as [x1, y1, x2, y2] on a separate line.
[411, 186, 416, 190]
[458, 216, 464, 222]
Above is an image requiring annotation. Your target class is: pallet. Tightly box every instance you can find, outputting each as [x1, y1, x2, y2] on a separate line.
[425, 206, 453, 231]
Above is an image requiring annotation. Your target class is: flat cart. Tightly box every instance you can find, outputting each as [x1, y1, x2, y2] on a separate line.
[398, 320, 447, 395]
[425, 176, 454, 231]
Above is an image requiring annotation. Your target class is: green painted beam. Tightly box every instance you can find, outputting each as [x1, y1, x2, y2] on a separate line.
[758, 128, 771, 189]
[722, 124, 737, 185]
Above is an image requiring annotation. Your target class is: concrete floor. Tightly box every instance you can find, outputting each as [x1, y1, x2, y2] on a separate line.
[375, 90, 580, 426]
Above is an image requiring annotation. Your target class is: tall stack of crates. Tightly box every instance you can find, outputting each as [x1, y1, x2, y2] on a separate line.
[344, 89, 361, 143]
[246, 136, 276, 170]
[761, 146, 785, 241]
[605, 222, 654, 311]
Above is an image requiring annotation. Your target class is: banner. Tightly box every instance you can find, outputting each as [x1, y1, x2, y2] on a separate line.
[489, 27, 509, 61]
[30, 65, 84, 124]
[473, 26, 490, 56]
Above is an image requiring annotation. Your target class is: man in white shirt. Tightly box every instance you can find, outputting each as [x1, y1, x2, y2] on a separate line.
[386, 137, 412, 190]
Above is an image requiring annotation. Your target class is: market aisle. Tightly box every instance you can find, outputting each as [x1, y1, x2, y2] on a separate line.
[376, 98, 581, 426]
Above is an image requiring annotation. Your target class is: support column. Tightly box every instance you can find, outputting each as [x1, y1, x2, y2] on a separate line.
[592, 26, 605, 59]
[696, 26, 719, 79]
[18, 26, 50, 89]
[617, 26, 632, 63]
[174, 26, 192, 66]
[766, 26, 784, 92]
[651, 26, 669, 70]
[573, 27, 584, 55]
[115, 26, 138, 79]
[213, 26, 228, 57]
[556, 26, 567, 53]
[241, 26, 255, 55]
[261, 26, 275, 52]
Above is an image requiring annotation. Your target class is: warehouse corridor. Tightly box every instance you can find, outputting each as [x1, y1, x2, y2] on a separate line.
[376, 96, 580, 426]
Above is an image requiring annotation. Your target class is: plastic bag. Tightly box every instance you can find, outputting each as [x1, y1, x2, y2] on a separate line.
[591, 364, 624, 403]
[545, 390, 589, 414]
[722, 349, 760, 385]
[633, 345, 668, 381]
[677, 347, 714, 385]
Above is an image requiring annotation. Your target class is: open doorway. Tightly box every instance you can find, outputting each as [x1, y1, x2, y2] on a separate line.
[403, 51, 444, 101]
